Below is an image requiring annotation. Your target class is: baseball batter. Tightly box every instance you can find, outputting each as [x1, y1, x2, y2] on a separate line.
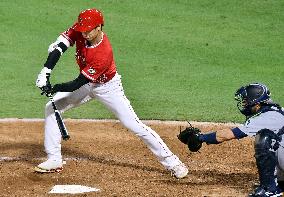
[34, 8, 188, 179]
[178, 83, 284, 197]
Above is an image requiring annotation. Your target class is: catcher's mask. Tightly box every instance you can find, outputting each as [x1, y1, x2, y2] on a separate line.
[234, 83, 271, 116]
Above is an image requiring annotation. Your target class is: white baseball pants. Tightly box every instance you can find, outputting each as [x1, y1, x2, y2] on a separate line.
[44, 73, 183, 170]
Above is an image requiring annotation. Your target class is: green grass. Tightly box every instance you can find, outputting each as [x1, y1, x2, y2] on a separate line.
[0, 0, 283, 123]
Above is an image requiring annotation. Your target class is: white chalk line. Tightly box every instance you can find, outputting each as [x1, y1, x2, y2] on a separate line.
[0, 118, 241, 127]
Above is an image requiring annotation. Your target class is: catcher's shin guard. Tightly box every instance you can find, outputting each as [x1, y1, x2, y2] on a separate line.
[254, 129, 281, 191]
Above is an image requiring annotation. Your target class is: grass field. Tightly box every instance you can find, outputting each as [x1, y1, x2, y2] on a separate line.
[0, 0, 283, 122]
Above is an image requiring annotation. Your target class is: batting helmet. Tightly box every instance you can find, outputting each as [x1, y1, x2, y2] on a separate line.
[235, 83, 271, 116]
[74, 8, 104, 32]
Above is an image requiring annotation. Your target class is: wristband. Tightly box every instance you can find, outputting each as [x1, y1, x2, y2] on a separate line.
[199, 132, 220, 144]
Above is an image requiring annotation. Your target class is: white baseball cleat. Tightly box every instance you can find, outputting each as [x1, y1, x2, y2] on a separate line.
[34, 159, 63, 173]
[170, 163, 188, 179]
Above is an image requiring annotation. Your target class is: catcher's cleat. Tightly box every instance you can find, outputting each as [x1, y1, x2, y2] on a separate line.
[170, 163, 188, 179]
[248, 185, 283, 197]
[34, 159, 63, 173]
[278, 181, 284, 191]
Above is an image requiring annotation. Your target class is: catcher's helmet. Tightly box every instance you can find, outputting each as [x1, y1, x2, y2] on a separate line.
[235, 83, 271, 116]
[74, 8, 104, 32]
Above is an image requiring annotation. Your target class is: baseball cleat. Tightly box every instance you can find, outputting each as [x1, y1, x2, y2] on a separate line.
[248, 185, 283, 197]
[34, 159, 63, 173]
[170, 163, 188, 179]
[278, 181, 284, 191]
[34, 166, 63, 173]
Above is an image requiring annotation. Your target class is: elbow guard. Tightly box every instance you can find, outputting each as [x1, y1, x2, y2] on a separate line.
[48, 35, 70, 54]
[48, 42, 68, 55]
[56, 42, 68, 55]
[44, 35, 69, 69]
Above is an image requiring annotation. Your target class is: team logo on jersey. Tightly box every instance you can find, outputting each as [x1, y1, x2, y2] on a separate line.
[87, 67, 96, 75]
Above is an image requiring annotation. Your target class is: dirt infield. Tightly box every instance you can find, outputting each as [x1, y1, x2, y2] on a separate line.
[0, 119, 257, 197]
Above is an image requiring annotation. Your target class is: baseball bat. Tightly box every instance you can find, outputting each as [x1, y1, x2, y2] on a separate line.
[48, 94, 70, 140]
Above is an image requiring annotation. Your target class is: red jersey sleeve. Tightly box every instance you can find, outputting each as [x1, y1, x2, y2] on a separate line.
[61, 23, 81, 46]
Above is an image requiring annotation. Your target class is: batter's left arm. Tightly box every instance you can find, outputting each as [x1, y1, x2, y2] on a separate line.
[36, 35, 70, 92]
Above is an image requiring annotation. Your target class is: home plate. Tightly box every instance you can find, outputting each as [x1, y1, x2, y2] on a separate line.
[49, 185, 100, 194]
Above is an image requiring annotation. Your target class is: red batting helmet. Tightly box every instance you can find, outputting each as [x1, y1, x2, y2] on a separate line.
[74, 8, 104, 32]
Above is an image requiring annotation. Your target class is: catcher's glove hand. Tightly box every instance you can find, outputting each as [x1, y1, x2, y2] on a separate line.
[177, 123, 203, 152]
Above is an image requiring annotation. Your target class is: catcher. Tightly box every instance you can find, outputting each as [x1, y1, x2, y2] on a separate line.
[178, 83, 284, 197]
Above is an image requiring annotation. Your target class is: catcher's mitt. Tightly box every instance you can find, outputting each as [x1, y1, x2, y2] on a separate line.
[177, 123, 203, 152]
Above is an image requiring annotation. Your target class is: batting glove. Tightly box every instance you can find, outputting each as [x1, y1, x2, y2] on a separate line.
[36, 67, 52, 88]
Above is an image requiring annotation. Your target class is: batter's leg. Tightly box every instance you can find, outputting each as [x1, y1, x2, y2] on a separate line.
[44, 84, 93, 161]
[93, 74, 187, 177]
